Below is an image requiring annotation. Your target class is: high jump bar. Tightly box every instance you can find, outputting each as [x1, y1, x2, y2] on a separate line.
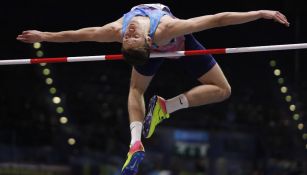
[0, 43, 307, 65]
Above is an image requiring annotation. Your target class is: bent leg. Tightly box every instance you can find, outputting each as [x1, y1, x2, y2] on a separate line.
[142, 64, 231, 139]
[166, 34, 231, 113]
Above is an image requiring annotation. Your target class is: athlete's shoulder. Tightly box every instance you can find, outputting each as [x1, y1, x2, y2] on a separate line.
[111, 17, 123, 31]
[114, 17, 123, 25]
[102, 17, 123, 42]
[157, 15, 178, 32]
[154, 16, 177, 43]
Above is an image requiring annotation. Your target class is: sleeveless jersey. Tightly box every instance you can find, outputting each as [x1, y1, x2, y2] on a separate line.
[122, 4, 185, 55]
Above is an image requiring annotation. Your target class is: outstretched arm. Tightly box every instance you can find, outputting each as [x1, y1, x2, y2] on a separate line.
[166, 10, 289, 38]
[17, 18, 122, 43]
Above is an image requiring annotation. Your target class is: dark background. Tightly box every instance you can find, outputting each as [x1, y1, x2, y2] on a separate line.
[0, 0, 306, 175]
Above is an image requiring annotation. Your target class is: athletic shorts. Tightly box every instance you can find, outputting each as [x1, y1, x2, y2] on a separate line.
[134, 34, 217, 79]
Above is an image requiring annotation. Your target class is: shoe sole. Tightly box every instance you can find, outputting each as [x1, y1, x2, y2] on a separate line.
[121, 151, 145, 175]
[143, 95, 158, 138]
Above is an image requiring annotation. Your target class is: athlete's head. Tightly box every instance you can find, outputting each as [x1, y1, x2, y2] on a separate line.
[122, 21, 152, 66]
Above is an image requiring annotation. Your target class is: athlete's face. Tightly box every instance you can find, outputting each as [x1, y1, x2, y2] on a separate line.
[122, 22, 151, 49]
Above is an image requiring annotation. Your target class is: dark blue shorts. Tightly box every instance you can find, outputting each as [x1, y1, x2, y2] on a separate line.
[134, 34, 217, 79]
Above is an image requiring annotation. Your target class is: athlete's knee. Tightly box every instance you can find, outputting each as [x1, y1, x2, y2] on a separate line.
[213, 83, 231, 102]
[220, 84, 231, 100]
[130, 86, 145, 96]
[129, 82, 146, 96]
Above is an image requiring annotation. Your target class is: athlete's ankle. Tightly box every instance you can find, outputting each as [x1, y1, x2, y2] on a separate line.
[130, 121, 143, 146]
[165, 94, 189, 114]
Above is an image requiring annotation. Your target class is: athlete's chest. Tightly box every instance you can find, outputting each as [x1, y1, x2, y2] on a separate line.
[130, 16, 174, 46]
[131, 16, 150, 26]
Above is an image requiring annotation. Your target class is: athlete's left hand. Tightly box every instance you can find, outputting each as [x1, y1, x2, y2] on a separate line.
[259, 10, 290, 27]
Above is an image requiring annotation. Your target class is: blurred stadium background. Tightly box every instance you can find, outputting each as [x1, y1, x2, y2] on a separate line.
[0, 0, 306, 175]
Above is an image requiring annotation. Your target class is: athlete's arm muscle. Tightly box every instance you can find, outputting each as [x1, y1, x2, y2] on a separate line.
[164, 10, 289, 39]
[17, 18, 123, 43]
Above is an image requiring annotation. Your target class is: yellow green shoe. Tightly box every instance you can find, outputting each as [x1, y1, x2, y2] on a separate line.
[143, 95, 170, 139]
[121, 141, 145, 175]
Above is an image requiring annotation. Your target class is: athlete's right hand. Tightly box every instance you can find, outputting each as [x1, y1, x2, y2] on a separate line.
[16, 30, 44, 43]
